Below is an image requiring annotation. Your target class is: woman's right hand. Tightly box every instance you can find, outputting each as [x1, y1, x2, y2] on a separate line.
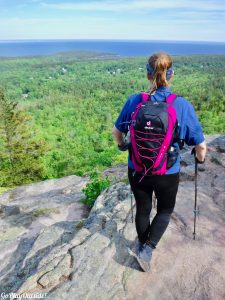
[192, 141, 207, 163]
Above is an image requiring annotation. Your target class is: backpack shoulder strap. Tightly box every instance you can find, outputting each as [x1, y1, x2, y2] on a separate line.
[166, 93, 177, 104]
[166, 93, 184, 149]
[140, 92, 150, 103]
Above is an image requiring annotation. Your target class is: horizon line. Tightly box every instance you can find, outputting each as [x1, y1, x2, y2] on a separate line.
[1, 38, 225, 44]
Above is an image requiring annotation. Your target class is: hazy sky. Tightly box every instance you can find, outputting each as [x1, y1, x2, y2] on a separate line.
[1, 0, 225, 41]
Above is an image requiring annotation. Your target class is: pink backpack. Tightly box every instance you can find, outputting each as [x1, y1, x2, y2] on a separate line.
[129, 92, 179, 180]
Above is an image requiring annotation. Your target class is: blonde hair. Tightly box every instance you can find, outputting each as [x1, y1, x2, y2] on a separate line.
[147, 52, 173, 94]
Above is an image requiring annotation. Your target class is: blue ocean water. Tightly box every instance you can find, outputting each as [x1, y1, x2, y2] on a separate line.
[0, 40, 225, 57]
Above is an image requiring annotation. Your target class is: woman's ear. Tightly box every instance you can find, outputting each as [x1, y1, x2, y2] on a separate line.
[168, 70, 175, 81]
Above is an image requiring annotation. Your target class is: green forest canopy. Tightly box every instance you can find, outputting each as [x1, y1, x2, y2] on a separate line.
[0, 52, 224, 182]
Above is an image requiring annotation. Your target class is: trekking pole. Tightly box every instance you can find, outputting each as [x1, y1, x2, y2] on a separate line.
[193, 153, 200, 240]
[130, 187, 134, 223]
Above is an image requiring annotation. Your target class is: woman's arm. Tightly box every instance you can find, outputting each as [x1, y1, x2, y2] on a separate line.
[112, 125, 125, 146]
[176, 99, 206, 161]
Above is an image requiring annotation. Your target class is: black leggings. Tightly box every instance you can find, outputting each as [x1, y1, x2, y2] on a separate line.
[128, 168, 179, 248]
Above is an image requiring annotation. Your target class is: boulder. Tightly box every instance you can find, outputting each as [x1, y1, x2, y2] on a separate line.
[0, 175, 90, 296]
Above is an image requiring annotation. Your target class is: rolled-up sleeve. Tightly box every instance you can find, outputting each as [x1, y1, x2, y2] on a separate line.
[114, 98, 131, 133]
[183, 102, 204, 146]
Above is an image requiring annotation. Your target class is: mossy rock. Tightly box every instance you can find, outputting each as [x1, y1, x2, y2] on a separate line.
[31, 207, 60, 218]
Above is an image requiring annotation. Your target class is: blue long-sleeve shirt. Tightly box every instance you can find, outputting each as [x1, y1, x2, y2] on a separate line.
[114, 86, 205, 174]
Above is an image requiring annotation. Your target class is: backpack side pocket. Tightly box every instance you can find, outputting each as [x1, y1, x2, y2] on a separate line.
[166, 147, 179, 169]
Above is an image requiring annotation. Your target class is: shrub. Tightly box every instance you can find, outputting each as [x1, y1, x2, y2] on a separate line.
[82, 172, 110, 208]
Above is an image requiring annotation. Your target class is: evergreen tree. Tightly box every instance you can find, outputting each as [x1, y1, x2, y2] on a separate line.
[0, 88, 49, 187]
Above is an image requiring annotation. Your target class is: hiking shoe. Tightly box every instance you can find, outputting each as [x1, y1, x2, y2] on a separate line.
[136, 243, 153, 272]
[128, 239, 144, 258]
[134, 240, 144, 256]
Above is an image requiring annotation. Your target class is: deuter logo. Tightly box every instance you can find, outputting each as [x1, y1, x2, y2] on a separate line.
[144, 120, 154, 130]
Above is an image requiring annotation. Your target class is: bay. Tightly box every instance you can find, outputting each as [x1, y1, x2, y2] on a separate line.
[0, 39, 225, 57]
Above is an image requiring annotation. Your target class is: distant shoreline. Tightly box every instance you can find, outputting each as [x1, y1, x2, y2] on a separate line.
[1, 40, 225, 58]
[1, 39, 225, 44]
[1, 51, 225, 61]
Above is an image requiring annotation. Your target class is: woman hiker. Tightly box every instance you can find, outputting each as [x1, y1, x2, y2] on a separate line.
[112, 52, 206, 272]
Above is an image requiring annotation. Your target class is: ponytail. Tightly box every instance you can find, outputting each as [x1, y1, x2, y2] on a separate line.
[147, 52, 173, 94]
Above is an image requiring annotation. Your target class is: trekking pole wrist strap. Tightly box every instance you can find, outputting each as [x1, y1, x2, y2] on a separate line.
[191, 147, 205, 164]
[118, 142, 129, 151]
[195, 157, 205, 164]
